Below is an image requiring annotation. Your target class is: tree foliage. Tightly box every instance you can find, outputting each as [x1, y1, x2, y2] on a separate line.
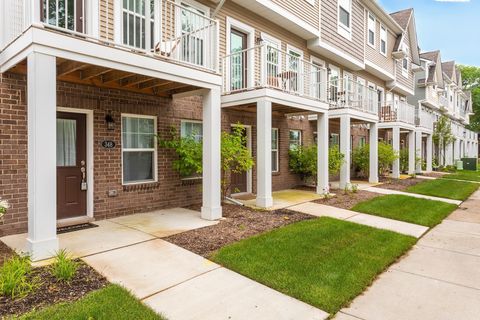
[159, 124, 254, 198]
[432, 115, 455, 165]
[352, 142, 399, 177]
[288, 145, 345, 185]
[458, 65, 480, 132]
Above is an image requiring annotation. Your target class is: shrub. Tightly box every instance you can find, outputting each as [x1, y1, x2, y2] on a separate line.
[352, 142, 399, 177]
[50, 249, 79, 282]
[0, 197, 9, 219]
[0, 255, 38, 299]
[399, 149, 409, 173]
[289, 145, 345, 184]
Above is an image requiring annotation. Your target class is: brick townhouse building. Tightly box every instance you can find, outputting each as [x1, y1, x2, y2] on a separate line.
[0, 0, 478, 260]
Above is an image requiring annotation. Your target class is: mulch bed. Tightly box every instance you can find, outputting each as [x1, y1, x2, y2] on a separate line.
[165, 203, 313, 258]
[423, 172, 449, 178]
[376, 177, 424, 191]
[313, 189, 382, 210]
[0, 242, 15, 267]
[0, 249, 108, 317]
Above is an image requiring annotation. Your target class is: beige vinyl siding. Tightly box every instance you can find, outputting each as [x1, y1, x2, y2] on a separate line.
[270, 0, 320, 30]
[395, 29, 415, 92]
[320, 0, 365, 63]
[365, 14, 395, 76]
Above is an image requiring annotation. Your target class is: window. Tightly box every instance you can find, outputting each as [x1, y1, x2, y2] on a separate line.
[122, 0, 155, 50]
[330, 133, 339, 146]
[272, 128, 279, 172]
[368, 13, 375, 47]
[179, 1, 209, 66]
[262, 33, 282, 88]
[181, 120, 203, 141]
[338, 0, 352, 39]
[287, 46, 304, 93]
[380, 25, 387, 55]
[122, 115, 157, 184]
[359, 136, 366, 147]
[402, 47, 409, 77]
[289, 130, 302, 150]
[42, 0, 84, 32]
[329, 65, 340, 102]
[57, 119, 77, 167]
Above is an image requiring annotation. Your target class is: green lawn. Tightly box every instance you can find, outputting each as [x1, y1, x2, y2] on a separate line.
[406, 179, 479, 201]
[443, 170, 480, 182]
[352, 195, 457, 227]
[211, 217, 416, 314]
[20, 285, 165, 320]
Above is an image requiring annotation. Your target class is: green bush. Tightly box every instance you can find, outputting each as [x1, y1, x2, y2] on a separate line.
[50, 249, 78, 282]
[289, 145, 345, 184]
[352, 142, 398, 177]
[0, 255, 38, 299]
[399, 149, 409, 173]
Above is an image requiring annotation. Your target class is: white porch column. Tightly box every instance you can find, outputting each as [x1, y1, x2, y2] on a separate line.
[201, 88, 222, 220]
[256, 99, 273, 208]
[369, 122, 379, 183]
[317, 112, 329, 194]
[392, 126, 400, 179]
[27, 52, 59, 261]
[408, 130, 415, 174]
[415, 130, 422, 173]
[339, 115, 351, 189]
[426, 134, 433, 172]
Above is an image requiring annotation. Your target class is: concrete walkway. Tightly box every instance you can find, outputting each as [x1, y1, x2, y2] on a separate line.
[290, 202, 428, 238]
[336, 190, 480, 320]
[2, 208, 328, 320]
[364, 186, 462, 205]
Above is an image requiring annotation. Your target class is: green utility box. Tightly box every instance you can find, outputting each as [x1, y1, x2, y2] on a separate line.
[461, 158, 478, 171]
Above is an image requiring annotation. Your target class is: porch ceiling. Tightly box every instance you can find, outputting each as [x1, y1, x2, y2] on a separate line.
[226, 103, 319, 117]
[10, 58, 199, 98]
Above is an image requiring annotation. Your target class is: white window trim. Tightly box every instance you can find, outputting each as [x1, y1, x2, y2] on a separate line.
[286, 44, 304, 92]
[121, 113, 158, 186]
[377, 86, 385, 106]
[337, 0, 352, 41]
[226, 16, 255, 90]
[272, 128, 279, 173]
[180, 119, 203, 139]
[380, 24, 388, 56]
[402, 57, 409, 77]
[367, 12, 376, 49]
[261, 32, 283, 86]
[329, 64, 340, 81]
[330, 133, 340, 146]
[289, 129, 302, 150]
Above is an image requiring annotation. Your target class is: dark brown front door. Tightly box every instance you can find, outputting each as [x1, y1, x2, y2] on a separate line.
[230, 126, 248, 194]
[57, 112, 87, 220]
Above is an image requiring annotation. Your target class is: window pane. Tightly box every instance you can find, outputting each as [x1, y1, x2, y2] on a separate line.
[57, 119, 77, 167]
[369, 30, 374, 45]
[271, 129, 278, 149]
[272, 151, 278, 172]
[339, 7, 350, 28]
[381, 40, 386, 53]
[123, 151, 154, 182]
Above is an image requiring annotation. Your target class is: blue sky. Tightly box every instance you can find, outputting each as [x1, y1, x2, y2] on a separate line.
[379, 0, 479, 66]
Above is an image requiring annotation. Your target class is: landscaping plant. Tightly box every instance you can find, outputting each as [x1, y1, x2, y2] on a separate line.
[159, 124, 254, 198]
[432, 115, 455, 166]
[0, 255, 38, 299]
[352, 142, 398, 177]
[50, 249, 79, 282]
[288, 144, 345, 185]
[0, 197, 9, 219]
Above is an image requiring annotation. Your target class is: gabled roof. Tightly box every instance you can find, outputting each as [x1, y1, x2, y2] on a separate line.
[390, 8, 413, 29]
[390, 8, 421, 66]
[420, 50, 440, 62]
[419, 50, 445, 88]
[442, 61, 455, 80]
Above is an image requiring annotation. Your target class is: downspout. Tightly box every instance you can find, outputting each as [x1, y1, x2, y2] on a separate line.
[212, 0, 227, 18]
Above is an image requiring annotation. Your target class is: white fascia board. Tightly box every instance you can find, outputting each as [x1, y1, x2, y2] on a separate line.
[231, 0, 319, 39]
[23, 27, 222, 89]
[0, 28, 35, 72]
[387, 80, 415, 96]
[378, 122, 416, 131]
[328, 108, 379, 123]
[308, 37, 365, 71]
[365, 60, 395, 81]
[221, 89, 329, 113]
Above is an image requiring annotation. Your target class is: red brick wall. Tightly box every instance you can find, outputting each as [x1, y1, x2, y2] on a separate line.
[0, 72, 314, 236]
[0, 73, 28, 236]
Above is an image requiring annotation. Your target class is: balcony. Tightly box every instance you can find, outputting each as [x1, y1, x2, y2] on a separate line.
[439, 95, 449, 109]
[221, 44, 328, 102]
[415, 108, 434, 131]
[379, 100, 416, 125]
[327, 77, 379, 115]
[1, 0, 219, 73]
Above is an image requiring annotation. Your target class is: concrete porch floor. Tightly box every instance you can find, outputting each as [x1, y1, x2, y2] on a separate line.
[237, 189, 324, 210]
[1, 207, 218, 261]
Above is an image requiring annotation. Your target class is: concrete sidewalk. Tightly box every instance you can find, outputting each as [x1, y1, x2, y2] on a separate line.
[364, 186, 462, 205]
[290, 202, 428, 238]
[336, 190, 480, 320]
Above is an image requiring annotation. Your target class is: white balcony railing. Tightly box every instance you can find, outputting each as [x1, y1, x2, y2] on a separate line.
[1, 0, 219, 73]
[439, 95, 449, 108]
[222, 44, 328, 102]
[327, 77, 379, 115]
[415, 107, 434, 130]
[380, 100, 416, 125]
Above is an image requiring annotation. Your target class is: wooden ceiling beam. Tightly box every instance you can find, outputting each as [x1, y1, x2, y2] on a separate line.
[138, 79, 171, 90]
[101, 70, 134, 84]
[80, 66, 111, 80]
[165, 85, 198, 96]
[57, 61, 87, 77]
[120, 75, 153, 87]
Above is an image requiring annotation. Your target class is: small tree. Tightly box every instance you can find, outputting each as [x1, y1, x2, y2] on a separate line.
[399, 149, 409, 173]
[352, 142, 398, 177]
[159, 124, 254, 199]
[289, 144, 345, 185]
[433, 115, 455, 166]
